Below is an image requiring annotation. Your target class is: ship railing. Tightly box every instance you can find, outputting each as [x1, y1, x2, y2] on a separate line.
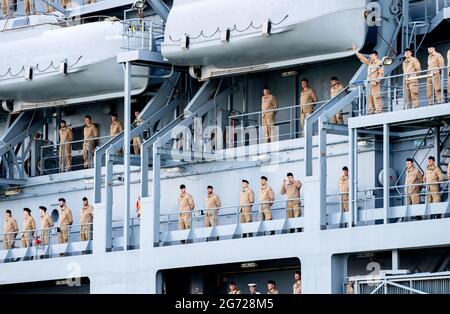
[227, 100, 329, 146]
[0, 222, 93, 257]
[347, 271, 450, 294]
[326, 180, 450, 228]
[354, 65, 450, 116]
[159, 198, 304, 245]
[121, 18, 164, 51]
[110, 217, 140, 250]
[40, 135, 111, 175]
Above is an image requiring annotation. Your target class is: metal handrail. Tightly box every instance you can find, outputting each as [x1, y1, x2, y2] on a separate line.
[161, 197, 304, 222]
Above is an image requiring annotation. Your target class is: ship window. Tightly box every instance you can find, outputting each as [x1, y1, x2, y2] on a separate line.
[51, 209, 59, 223]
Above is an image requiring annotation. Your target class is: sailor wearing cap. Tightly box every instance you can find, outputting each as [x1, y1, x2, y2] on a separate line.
[248, 283, 261, 294]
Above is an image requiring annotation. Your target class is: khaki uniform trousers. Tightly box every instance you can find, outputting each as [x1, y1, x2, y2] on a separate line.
[178, 212, 191, 230]
[368, 83, 382, 114]
[133, 136, 142, 155]
[286, 200, 301, 218]
[240, 206, 253, 223]
[59, 143, 72, 172]
[427, 185, 441, 203]
[259, 205, 272, 221]
[341, 193, 349, 212]
[406, 80, 420, 108]
[21, 231, 33, 248]
[83, 140, 96, 168]
[204, 210, 218, 227]
[80, 224, 91, 241]
[59, 226, 70, 243]
[427, 73, 443, 105]
[2, 234, 16, 249]
[262, 112, 275, 143]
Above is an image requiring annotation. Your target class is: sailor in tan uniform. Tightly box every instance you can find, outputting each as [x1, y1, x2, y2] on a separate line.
[21, 208, 36, 248]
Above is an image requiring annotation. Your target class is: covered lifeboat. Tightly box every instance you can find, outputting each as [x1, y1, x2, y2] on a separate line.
[161, 0, 369, 80]
[0, 14, 149, 111]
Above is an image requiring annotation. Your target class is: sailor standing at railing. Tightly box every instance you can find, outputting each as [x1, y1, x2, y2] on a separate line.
[2, 210, 18, 249]
[240, 179, 255, 238]
[281, 172, 302, 218]
[330, 77, 345, 124]
[338, 167, 349, 212]
[259, 176, 275, 223]
[352, 43, 384, 114]
[403, 48, 422, 109]
[261, 87, 278, 143]
[427, 47, 445, 105]
[83, 115, 98, 169]
[423, 156, 444, 204]
[300, 78, 318, 137]
[110, 113, 124, 155]
[80, 197, 93, 241]
[405, 158, 423, 206]
[59, 120, 73, 172]
[178, 184, 195, 231]
[132, 110, 145, 155]
[21, 208, 36, 248]
[39, 206, 53, 246]
[204, 186, 221, 228]
[58, 198, 73, 244]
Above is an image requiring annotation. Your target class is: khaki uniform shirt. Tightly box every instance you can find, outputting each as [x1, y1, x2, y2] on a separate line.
[356, 52, 384, 81]
[22, 215, 36, 232]
[338, 174, 349, 193]
[59, 126, 73, 144]
[260, 185, 275, 210]
[281, 180, 301, 199]
[59, 205, 73, 226]
[80, 204, 94, 224]
[300, 88, 318, 114]
[403, 57, 422, 81]
[240, 187, 255, 208]
[3, 216, 18, 234]
[84, 123, 98, 140]
[428, 51, 445, 75]
[261, 94, 278, 112]
[267, 289, 279, 294]
[178, 193, 195, 212]
[423, 165, 444, 184]
[110, 121, 123, 137]
[229, 289, 241, 294]
[205, 193, 221, 210]
[405, 166, 423, 194]
[293, 280, 301, 294]
[40, 213, 54, 230]
[330, 83, 344, 98]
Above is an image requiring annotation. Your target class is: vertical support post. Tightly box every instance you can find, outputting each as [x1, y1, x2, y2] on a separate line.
[434, 126, 441, 166]
[123, 62, 131, 250]
[392, 249, 399, 271]
[318, 117, 327, 228]
[349, 128, 355, 226]
[383, 124, 390, 224]
[105, 148, 114, 251]
[305, 120, 313, 177]
[141, 145, 149, 197]
[152, 144, 161, 246]
[94, 149, 102, 203]
[402, 0, 410, 53]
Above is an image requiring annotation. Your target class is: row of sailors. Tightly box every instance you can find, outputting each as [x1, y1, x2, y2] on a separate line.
[228, 273, 302, 295]
[58, 112, 144, 172]
[337, 156, 450, 214]
[177, 173, 303, 233]
[2, 197, 93, 250]
[2, 0, 97, 16]
[260, 46, 450, 143]
[354, 45, 450, 113]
